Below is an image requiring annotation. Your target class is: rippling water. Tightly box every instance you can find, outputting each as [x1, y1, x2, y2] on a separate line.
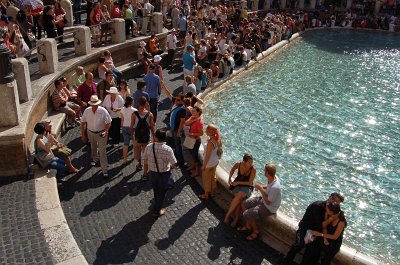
[202, 30, 400, 264]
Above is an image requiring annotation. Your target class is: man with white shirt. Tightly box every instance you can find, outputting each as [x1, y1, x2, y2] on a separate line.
[166, 29, 177, 68]
[81, 95, 112, 178]
[143, 129, 177, 218]
[239, 163, 282, 241]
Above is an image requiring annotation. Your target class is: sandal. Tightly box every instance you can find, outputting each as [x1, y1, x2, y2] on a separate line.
[246, 232, 258, 241]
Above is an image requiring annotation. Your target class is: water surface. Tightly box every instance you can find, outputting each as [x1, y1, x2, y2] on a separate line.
[203, 30, 400, 264]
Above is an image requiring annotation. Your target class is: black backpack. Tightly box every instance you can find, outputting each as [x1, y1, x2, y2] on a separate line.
[134, 111, 150, 143]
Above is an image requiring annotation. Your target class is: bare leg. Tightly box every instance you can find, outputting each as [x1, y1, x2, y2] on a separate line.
[224, 192, 245, 224]
[123, 144, 129, 163]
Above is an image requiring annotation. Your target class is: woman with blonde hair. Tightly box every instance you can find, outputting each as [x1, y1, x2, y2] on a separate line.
[199, 124, 222, 201]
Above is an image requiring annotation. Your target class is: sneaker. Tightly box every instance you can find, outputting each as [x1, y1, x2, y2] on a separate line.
[136, 164, 143, 171]
[103, 173, 110, 179]
[90, 161, 96, 166]
[113, 144, 119, 148]
[141, 174, 148, 181]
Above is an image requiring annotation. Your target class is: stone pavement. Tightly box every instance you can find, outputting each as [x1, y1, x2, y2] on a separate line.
[0, 176, 53, 265]
[58, 65, 285, 264]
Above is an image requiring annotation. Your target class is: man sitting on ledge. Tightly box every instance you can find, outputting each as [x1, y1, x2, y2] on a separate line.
[52, 79, 81, 127]
[238, 163, 282, 241]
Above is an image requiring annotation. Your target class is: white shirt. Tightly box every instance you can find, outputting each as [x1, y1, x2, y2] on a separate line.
[143, 142, 177, 172]
[120, 106, 137, 127]
[81, 106, 112, 132]
[166, 33, 177, 50]
[102, 94, 124, 119]
[263, 176, 282, 213]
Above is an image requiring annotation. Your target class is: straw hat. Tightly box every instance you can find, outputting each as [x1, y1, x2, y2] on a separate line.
[88, 95, 102, 105]
[106, 86, 119, 94]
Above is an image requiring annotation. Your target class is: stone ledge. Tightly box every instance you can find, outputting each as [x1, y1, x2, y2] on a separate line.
[34, 168, 88, 265]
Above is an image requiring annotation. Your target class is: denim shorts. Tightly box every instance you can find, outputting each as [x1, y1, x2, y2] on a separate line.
[122, 126, 132, 145]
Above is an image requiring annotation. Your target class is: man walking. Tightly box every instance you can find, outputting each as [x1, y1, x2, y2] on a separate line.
[143, 64, 160, 122]
[166, 29, 177, 68]
[143, 129, 177, 218]
[81, 95, 112, 178]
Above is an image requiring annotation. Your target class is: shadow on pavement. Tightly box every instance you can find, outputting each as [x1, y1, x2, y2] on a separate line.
[93, 212, 156, 265]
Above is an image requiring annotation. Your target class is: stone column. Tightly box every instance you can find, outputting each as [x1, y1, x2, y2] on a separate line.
[374, 0, 381, 14]
[309, 0, 316, 9]
[37, 39, 58, 74]
[0, 80, 20, 126]
[346, 0, 352, 9]
[280, 0, 287, 9]
[299, 0, 305, 8]
[252, 0, 259, 10]
[11, 58, 32, 103]
[111, 18, 126, 44]
[60, 0, 73, 27]
[74, 26, 91, 56]
[151, 12, 163, 34]
[264, 0, 271, 9]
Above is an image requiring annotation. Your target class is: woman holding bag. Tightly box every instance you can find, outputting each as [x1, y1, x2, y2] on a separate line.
[184, 106, 204, 177]
[34, 122, 67, 180]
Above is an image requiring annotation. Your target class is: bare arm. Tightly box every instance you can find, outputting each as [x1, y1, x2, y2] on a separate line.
[313, 221, 346, 241]
[228, 162, 239, 184]
[149, 112, 156, 138]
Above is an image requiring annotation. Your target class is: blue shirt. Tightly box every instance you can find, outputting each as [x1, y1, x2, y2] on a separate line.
[177, 17, 187, 32]
[143, 73, 160, 99]
[133, 90, 150, 109]
[183, 52, 195, 71]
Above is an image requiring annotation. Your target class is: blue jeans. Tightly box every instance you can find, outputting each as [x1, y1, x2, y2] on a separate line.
[49, 157, 66, 179]
[112, 68, 123, 84]
[149, 98, 158, 122]
[190, 138, 201, 164]
[172, 130, 183, 165]
[149, 171, 173, 214]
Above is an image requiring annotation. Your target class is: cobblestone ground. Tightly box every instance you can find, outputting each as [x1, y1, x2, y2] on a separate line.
[0, 177, 53, 265]
[59, 66, 285, 264]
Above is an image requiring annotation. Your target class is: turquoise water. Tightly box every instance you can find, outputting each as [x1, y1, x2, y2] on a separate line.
[203, 30, 400, 264]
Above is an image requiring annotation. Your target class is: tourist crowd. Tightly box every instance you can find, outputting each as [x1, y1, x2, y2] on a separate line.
[22, 0, 386, 263]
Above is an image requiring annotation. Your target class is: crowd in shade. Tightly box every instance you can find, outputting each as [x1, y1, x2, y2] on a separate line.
[7, 0, 394, 263]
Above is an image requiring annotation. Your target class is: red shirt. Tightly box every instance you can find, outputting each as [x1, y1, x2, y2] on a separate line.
[77, 82, 97, 103]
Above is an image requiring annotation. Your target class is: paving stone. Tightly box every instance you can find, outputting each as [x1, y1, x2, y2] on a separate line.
[0, 177, 53, 264]
[58, 65, 285, 265]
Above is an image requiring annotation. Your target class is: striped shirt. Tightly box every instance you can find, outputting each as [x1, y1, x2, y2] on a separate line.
[143, 142, 177, 173]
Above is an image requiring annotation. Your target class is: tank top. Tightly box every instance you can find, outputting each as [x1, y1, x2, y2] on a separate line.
[234, 163, 253, 186]
[205, 139, 219, 168]
[92, 9, 102, 25]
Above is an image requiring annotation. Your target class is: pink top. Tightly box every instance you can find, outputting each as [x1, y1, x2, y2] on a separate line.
[189, 118, 203, 140]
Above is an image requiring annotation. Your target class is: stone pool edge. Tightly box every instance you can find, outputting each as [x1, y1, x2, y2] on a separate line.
[198, 29, 385, 265]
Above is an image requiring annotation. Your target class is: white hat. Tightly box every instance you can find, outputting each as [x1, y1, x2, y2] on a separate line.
[153, 55, 162, 63]
[139, 41, 146, 47]
[88, 95, 102, 105]
[106, 86, 119, 94]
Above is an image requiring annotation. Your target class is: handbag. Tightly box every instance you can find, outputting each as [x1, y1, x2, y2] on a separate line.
[35, 150, 55, 168]
[153, 143, 174, 189]
[183, 136, 196, 149]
